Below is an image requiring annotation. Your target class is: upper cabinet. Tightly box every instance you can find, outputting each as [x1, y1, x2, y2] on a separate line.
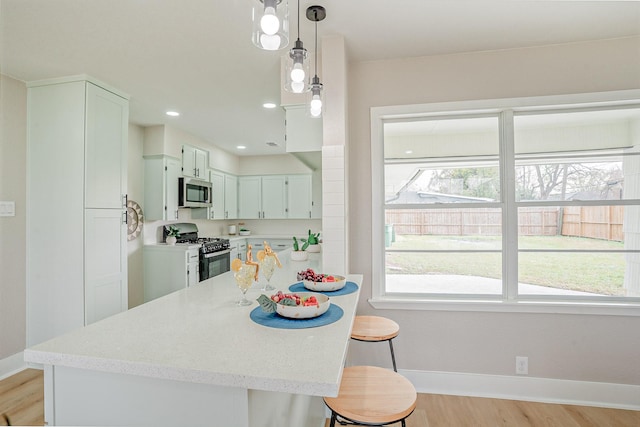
[144, 155, 181, 221]
[287, 175, 312, 219]
[208, 170, 238, 220]
[85, 83, 128, 209]
[238, 175, 287, 219]
[224, 174, 238, 220]
[285, 105, 323, 153]
[238, 174, 312, 220]
[182, 145, 208, 179]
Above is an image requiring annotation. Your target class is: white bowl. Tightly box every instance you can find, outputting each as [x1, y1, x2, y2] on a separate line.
[303, 275, 346, 292]
[276, 292, 330, 319]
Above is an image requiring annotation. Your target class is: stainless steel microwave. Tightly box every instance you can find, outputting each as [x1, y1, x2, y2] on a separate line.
[178, 177, 212, 208]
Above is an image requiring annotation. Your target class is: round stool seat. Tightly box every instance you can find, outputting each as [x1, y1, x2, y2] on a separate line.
[324, 366, 417, 426]
[351, 315, 399, 342]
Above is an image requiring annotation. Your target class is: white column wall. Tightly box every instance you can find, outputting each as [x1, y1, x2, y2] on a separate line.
[320, 35, 348, 275]
[623, 117, 640, 295]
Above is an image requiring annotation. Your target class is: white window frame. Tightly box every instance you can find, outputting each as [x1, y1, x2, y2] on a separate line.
[370, 90, 640, 316]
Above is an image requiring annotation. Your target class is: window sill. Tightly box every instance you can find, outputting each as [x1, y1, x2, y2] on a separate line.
[368, 296, 640, 316]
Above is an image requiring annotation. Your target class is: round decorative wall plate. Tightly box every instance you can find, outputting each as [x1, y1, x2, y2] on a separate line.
[127, 200, 143, 241]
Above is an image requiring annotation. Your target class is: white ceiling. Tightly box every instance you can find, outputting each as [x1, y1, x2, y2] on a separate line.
[2, 0, 639, 156]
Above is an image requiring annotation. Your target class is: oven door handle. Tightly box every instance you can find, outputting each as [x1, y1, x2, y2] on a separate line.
[202, 248, 232, 259]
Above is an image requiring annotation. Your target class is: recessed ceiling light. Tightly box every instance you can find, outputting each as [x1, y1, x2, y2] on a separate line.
[166, 111, 180, 117]
[263, 103, 277, 109]
[405, 150, 413, 154]
[266, 141, 278, 147]
[237, 145, 246, 150]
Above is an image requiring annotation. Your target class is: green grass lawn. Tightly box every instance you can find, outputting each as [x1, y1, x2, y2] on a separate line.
[386, 235, 626, 295]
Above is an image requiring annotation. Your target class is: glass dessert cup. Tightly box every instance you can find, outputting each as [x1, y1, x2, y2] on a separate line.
[235, 264, 256, 306]
[260, 256, 276, 291]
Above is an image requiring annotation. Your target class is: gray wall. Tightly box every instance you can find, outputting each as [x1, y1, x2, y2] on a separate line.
[347, 37, 640, 384]
[0, 75, 27, 359]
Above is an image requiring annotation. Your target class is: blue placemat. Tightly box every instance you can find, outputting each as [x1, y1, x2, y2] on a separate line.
[288, 281, 359, 296]
[250, 304, 344, 329]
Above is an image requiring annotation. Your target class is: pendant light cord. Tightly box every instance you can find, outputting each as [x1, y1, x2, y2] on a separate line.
[314, 14, 318, 76]
[297, 0, 301, 41]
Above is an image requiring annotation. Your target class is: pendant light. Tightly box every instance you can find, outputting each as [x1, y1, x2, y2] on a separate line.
[284, 0, 309, 93]
[252, 0, 289, 51]
[306, 5, 325, 118]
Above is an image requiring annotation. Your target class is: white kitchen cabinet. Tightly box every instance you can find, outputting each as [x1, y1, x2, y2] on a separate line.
[27, 76, 129, 346]
[85, 209, 127, 324]
[209, 170, 225, 219]
[143, 245, 200, 302]
[224, 174, 238, 219]
[182, 145, 208, 179]
[207, 170, 238, 220]
[238, 175, 287, 219]
[248, 239, 291, 253]
[85, 83, 127, 209]
[284, 105, 323, 153]
[287, 175, 312, 219]
[228, 239, 247, 268]
[144, 155, 181, 221]
[262, 175, 287, 219]
[238, 176, 262, 219]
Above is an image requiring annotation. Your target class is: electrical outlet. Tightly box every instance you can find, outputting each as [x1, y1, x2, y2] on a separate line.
[516, 356, 528, 375]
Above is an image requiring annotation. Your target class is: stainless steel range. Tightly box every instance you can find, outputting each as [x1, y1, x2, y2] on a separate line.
[163, 223, 231, 281]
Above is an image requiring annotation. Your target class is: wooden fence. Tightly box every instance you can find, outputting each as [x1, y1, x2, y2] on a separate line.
[385, 206, 624, 242]
[561, 205, 624, 241]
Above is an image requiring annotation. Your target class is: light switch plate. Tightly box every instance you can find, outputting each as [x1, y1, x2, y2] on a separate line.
[0, 201, 16, 217]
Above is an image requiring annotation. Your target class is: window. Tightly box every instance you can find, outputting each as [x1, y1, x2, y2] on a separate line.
[371, 92, 640, 314]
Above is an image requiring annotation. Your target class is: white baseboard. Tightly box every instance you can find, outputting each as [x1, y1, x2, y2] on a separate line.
[399, 369, 640, 411]
[0, 352, 27, 380]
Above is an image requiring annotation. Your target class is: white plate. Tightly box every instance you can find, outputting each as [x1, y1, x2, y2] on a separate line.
[276, 292, 330, 319]
[303, 275, 346, 292]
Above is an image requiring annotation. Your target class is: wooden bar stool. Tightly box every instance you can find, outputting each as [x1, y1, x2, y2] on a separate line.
[351, 315, 399, 371]
[324, 365, 416, 427]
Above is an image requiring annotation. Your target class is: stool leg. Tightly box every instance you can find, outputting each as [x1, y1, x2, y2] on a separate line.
[329, 411, 337, 427]
[401, 419, 406, 427]
[389, 339, 397, 372]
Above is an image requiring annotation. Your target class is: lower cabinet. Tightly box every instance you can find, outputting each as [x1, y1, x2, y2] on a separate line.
[143, 245, 200, 302]
[247, 239, 291, 252]
[84, 209, 128, 325]
[229, 239, 247, 269]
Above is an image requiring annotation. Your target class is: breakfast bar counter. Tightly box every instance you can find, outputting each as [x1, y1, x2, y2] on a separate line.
[24, 251, 362, 426]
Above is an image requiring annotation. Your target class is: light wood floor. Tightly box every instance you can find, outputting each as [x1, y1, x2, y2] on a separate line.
[2, 369, 639, 426]
[0, 369, 43, 426]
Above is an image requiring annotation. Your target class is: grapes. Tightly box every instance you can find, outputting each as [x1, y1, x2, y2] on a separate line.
[296, 268, 326, 282]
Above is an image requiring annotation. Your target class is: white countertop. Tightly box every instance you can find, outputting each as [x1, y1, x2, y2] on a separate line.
[24, 251, 361, 397]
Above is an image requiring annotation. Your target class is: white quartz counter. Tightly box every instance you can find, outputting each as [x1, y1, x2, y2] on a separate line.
[24, 251, 360, 398]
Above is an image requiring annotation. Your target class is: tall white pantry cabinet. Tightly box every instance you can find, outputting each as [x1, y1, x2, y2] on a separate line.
[27, 76, 129, 346]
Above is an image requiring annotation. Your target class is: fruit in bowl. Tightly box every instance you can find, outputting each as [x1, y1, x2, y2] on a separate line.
[262, 291, 330, 319]
[297, 268, 346, 291]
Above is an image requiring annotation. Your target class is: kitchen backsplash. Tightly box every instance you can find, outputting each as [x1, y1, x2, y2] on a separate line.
[144, 216, 322, 244]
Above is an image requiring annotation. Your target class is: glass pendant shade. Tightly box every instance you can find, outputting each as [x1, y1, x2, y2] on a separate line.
[252, 0, 289, 51]
[285, 39, 309, 93]
[307, 76, 323, 118]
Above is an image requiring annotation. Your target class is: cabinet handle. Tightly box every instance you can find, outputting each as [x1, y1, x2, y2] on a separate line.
[309, 211, 312, 219]
[122, 210, 128, 225]
[122, 194, 128, 209]
[175, 209, 179, 219]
